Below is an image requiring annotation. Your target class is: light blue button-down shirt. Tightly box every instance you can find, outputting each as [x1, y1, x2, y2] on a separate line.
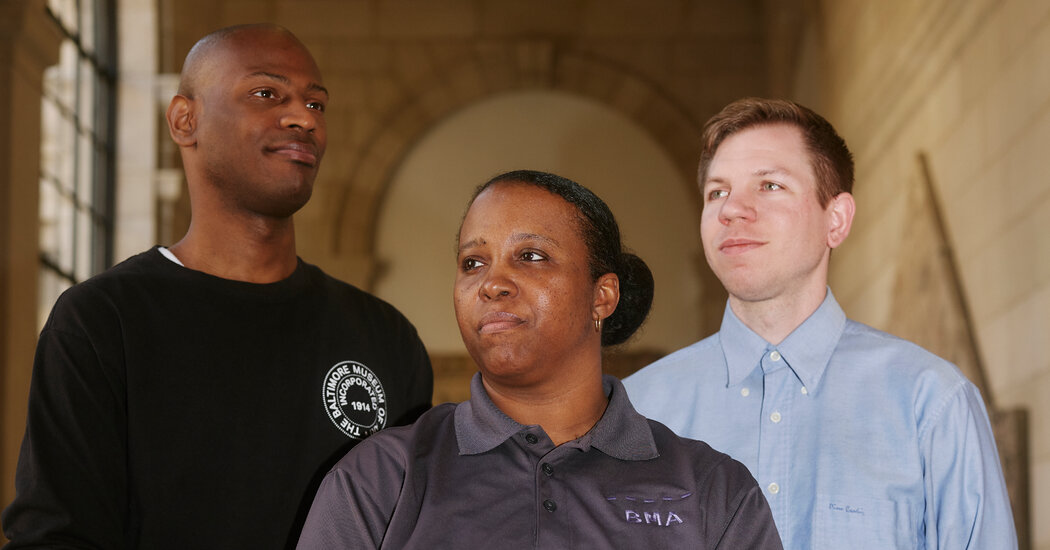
[624, 291, 1016, 549]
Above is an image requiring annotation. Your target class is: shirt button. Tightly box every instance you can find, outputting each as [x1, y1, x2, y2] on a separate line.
[542, 463, 554, 476]
[770, 350, 781, 361]
[770, 411, 782, 423]
[801, 386, 809, 395]
[740, 387, 750, 397]
[543, 499, 557, 512]
[524, 433, 538, 444]
[768, 482, 780, 494]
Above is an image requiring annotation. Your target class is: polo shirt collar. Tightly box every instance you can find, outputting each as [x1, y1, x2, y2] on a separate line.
[721, 288, 846, 393]
[584, 375, 659, 460]
[454, 373, 658, 461]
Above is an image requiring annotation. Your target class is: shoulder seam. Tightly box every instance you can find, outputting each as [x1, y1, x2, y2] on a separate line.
[916, 376, 970, 446]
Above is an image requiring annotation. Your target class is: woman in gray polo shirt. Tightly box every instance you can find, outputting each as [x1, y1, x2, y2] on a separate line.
[298, 170, 781, 549]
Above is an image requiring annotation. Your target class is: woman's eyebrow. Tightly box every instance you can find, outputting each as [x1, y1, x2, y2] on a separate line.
[457, 232, 560, 254]
[510, 232, 559, 247]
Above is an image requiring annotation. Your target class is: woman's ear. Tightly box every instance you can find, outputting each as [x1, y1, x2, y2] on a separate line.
[592, 272, 620, 321]
[166, 95, 197, 147]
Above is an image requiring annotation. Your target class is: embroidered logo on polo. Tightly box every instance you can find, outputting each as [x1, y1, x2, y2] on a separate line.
[606, 491, 693, 527]
[322, 361, 387, 440]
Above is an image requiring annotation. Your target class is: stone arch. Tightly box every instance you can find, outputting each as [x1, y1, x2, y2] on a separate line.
[331, 40, 707, 289]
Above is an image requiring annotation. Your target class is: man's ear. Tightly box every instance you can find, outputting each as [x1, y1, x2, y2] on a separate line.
[826, 191, 855, 249]
[166, 95, 197, 147]
[592, 272, 621, 321]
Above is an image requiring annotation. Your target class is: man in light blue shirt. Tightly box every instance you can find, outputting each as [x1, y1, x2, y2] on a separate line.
[624, 97, 1016, 549]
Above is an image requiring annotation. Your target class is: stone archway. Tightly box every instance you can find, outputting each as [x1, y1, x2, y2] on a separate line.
[328, 40, 725, 335]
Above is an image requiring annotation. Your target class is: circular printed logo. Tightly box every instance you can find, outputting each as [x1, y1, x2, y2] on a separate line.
[322, 361, 388, 440]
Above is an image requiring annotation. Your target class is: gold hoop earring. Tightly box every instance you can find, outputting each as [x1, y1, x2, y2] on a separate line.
[594, 318, 602, 333]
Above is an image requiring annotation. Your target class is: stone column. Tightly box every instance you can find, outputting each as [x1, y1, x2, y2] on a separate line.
[0, 0, 62, 513]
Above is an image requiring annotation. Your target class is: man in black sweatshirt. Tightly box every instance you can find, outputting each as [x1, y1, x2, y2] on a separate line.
[2, 24, 433, 549]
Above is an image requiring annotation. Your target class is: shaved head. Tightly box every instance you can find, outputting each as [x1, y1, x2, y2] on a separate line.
[165, 23, 327, 221]
[177, 24, 311, 98]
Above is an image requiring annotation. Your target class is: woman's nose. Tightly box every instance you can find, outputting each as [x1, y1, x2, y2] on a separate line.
[480, 268, 516, 300]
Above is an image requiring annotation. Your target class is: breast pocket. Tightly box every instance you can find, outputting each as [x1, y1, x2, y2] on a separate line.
[813, 494, 920, 550]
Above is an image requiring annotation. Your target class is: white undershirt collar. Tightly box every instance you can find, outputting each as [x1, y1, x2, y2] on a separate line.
[158, 246, 184, 266]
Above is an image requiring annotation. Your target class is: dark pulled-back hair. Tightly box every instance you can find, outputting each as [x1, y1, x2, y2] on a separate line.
[698, 97, 854, 207]
[466, 170, 654, 347]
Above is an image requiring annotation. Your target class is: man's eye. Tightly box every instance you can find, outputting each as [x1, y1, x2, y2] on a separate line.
[707, 189, 728, 201]
[252, 89, 275, 98]
[461, 258, 482, 271]
[307, 101, 326, 112]
[520, 251, 545, 262]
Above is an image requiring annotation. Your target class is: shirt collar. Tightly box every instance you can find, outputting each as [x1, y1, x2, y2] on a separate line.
[454, 372, 658, 461]
[721, 288, 846, 392]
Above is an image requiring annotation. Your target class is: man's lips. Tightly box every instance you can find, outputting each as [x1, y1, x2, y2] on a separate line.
[719, 238, 765, 255]
[477, 311, 525, 334]
[269, 141, 319, 166]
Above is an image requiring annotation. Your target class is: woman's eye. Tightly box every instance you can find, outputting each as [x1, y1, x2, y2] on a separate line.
[520, 251, 545, 262]
[762, 182, 783, 191]
[461, 258, 482, 271]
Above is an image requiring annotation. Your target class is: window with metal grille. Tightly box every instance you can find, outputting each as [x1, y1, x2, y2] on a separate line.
[38, 0, 116, 327]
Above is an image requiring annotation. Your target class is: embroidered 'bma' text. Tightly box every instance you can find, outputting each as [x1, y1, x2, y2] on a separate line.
[625, 510, 684, 526]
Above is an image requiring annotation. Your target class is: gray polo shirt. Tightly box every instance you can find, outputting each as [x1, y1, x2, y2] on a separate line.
[297, 374, 781, 549]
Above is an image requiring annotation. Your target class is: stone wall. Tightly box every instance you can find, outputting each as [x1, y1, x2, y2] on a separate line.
[0, 0, 62, 518]
[812, 0, 1049, 547]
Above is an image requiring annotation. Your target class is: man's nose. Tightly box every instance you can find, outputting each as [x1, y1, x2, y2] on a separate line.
[279, 101, 320, 132]
[718, 191, 755, 224]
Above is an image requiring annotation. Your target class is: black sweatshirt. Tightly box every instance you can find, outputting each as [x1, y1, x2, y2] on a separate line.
[2, 247, 433, 549]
